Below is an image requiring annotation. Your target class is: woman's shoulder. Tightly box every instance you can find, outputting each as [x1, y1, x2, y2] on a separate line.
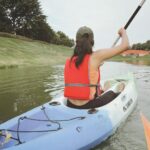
[90, 51, 104, 67]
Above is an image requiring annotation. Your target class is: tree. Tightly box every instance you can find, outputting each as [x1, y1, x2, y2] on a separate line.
[0, 0, 74, 46]
[0, 1, 12, 32]
[55, 31, 74, 47]
[0, 0, 43, 34]
[132, 41, 150, 51]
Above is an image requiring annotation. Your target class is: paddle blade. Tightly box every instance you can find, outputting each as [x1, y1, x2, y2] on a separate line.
[141, 113, 150, 150]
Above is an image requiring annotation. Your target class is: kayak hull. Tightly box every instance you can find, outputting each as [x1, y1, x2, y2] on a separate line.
[0, 73, 138, 150]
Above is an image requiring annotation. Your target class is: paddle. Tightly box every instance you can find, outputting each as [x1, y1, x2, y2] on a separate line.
[112, 0, 146, 47]
[140, 113, 150, 150]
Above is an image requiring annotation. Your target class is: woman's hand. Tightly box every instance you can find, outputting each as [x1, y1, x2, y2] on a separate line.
[92, 27, 129, 67]
[118, 28, 127, 37]
[118, 28, 129, 50]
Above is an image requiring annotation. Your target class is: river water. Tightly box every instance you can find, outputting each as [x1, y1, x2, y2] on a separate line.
[0, 61, 150, 150]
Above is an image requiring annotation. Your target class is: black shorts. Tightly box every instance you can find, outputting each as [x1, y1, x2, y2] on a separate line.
[67, 90, 119, 109]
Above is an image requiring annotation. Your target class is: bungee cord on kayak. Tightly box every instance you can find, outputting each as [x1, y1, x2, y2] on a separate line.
[41, 105, 61, 129]
[19, 116, 86, 122]
[0, 105, 86, 147]
[0, 132, 19, 142]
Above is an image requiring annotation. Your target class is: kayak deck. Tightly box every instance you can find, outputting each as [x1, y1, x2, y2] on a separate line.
[0, 105, 86, 147]
[0, 102, 114, 150]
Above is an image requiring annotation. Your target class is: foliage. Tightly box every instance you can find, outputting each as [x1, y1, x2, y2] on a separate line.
[0, 0, 74, 47]
[52, 31, 74, 47]
[132, 40, 150, 51]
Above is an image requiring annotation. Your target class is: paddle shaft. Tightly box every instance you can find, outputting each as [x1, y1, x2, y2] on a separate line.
[112, 0, 146, 47]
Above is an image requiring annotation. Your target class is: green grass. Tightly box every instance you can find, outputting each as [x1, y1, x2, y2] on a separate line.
[109, 55, 150, 61]
[108, 55, 150, 65]
[1, 32, 149, 69]
[0, 34, 72, 69]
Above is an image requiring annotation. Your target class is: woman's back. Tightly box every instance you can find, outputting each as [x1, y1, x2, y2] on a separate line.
[64, 26, 129, 107]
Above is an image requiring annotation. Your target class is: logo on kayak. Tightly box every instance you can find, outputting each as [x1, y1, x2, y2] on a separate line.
[123, 98, 133, 112]
[121, 94, 127, 102]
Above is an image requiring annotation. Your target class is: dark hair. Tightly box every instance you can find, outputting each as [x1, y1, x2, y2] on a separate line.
[71, 33, 94, 68]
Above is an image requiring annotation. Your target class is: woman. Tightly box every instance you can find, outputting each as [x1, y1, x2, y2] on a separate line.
[64, 26, 129, 109]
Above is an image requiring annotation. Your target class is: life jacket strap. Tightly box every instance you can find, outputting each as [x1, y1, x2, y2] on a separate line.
[65, 83, 100, 87]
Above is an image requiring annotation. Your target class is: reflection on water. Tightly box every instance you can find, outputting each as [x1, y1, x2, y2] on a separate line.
[0, 61, 150, 150]
[44, 65, 64, 98]
[0, 66, 57, 122]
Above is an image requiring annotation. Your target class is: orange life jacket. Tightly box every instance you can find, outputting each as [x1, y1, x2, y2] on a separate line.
[64, 54, 100, 100]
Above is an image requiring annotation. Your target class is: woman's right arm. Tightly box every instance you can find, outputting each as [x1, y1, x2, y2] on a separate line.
[92, 28, 129, 67]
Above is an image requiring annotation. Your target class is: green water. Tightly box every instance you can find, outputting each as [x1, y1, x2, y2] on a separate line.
[0, 65, 64, 122]
[0, 61, 150, 149]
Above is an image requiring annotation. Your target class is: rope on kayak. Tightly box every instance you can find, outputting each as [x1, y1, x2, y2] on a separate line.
[0, 126, 63, 147]
[0, 116, 85, 133]
[0, 131, 18, 141]
[0, 105, 86, 146]
[2, 128, 63, 133]
[23, 116, 85, 122]
[4, 129, 61, 133]
[41, 105, 61, 130]
[0, 116, 85, 131]
[16, 117, 22, 144]
[0, 115, 85, 133]
[0, 129, 20, 147]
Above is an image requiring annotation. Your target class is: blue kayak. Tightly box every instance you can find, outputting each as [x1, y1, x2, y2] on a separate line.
[0, 73, 137, 150]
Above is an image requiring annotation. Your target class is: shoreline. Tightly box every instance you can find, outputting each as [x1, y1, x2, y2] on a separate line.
[0, 36, 72, 69]
[108, 55, 150, 66]
[1, 35, 150, 69]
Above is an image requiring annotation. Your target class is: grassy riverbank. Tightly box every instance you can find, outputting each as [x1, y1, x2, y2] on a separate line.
[109, 55, 150, 65]
[0, 33, 72, 69]
[1, 33, 150, 69]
